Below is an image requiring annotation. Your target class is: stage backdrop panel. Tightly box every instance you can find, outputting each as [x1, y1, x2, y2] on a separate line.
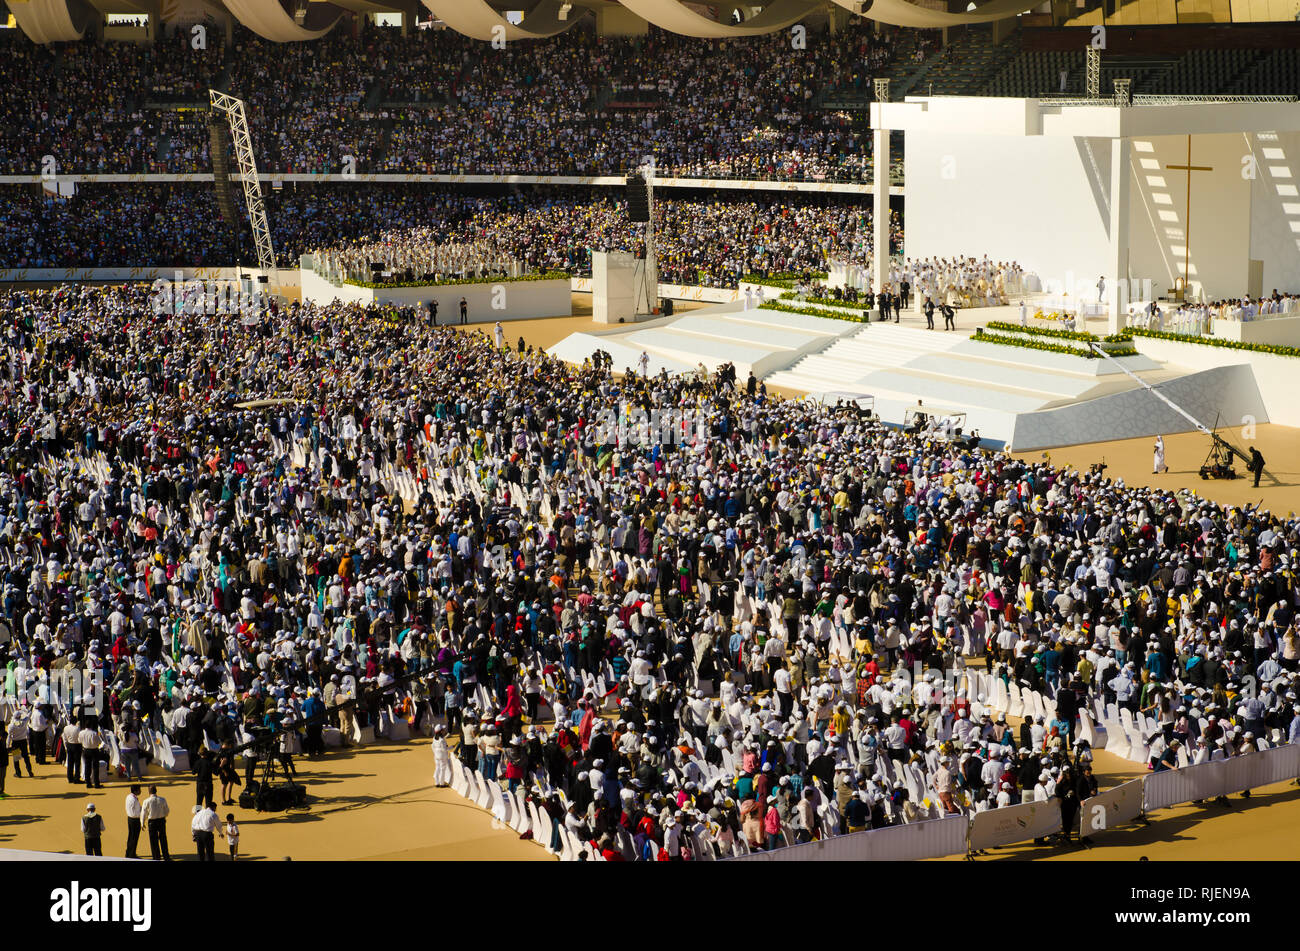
[1249, 130, 1300, 297]
[1127, 133, 1253, 301]
[904, 130, 1113, 295]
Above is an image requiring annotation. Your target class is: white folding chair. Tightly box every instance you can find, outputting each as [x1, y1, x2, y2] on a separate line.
[1007, 683, 1024, 718]
[490, 782, 510, 824]
[474, 771, 493, 810]
[559, 827, 577, 862]
[511, 790, 530, 834]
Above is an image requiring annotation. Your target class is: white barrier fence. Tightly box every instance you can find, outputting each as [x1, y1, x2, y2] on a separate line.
[968, 800, 1061, 851]
[436, 739, 1300, 861]
[1079, 777, 1144, 837]
[729, 742, 1300, 862]
[727, 814, 968, 863]
[433, 668, 1300, 862]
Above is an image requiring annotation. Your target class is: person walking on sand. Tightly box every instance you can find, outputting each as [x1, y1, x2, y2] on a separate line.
[222, 813, 240, 861]
[1153, 434, 1169, 474]
[432, 724, 452, 787]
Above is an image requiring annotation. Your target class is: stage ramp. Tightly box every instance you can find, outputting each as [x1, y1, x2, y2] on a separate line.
[546, 304, 860, 378]
[1008, 363, 1268, 451]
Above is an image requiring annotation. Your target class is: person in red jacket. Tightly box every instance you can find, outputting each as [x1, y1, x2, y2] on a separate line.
[503, 736, 527, 792]
[577, 700, 595, 752]
[502, 683, 523, 740]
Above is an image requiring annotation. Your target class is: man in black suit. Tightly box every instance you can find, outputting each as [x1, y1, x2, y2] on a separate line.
[459, 297, 468, 325]
[428, 299, 438, 326]
[1249, 447, 1266, 487]
[900, 279, 911, 310]
[942, 303, 956, 330]
[876, 290, 889, 322]
[923, 296, 936, 330]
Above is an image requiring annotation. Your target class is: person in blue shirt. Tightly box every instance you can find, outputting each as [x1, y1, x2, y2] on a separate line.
[1145, 650, 1169, 682]
[302, 689, 325, 756]
[1042, 642, 1062, 693]
[1152, 739, 1180, 771]
[728, 629, 745, 666]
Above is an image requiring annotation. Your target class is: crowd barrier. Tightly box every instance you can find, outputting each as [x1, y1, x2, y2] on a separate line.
[729, 743, 1300, 862]
[728, 814, 968, 863]
[968, 800, 1061, 851]
[435, 712, 1300, 862]
[1079, 777, 1144, 837]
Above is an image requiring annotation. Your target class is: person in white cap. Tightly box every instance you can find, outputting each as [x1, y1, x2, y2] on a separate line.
[81, 802, 106, 856]
[431, 724, 453, 787]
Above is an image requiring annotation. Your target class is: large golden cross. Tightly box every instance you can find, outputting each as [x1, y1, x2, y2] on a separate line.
[1166, 134, 1213, 298]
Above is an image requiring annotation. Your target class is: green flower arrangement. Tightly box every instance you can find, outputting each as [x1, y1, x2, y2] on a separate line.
[778, 291, 865, 309]
[759, 302, 870, 323]
[343, 270, 570, 289]
[1129, 327, 1300, 358]
[984, 320, 1097, 343]
[740, 270, 829, 290]
[972, 329, 1138, 359]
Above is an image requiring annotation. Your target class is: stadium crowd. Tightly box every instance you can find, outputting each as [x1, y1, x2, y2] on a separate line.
[0, 21, 908, 181]
[0, 185, 894, 288]
[0, 285, 1297, 862]
[311, 192, 887, 289]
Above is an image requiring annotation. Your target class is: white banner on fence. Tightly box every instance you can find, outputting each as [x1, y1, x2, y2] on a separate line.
[968, 800, 1062, 851]
[1263, 742, 1300, 786]
[1143, 760, 1224, 812]
[729, 815, 966, 862]
[1221, 748, 1298, 795]
[864, 814, 968, 861]
[727, 829, 871, 862]
[1079, 777, 1143, 836]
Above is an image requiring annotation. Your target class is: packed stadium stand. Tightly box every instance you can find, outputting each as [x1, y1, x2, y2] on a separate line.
[3, 3, 1300, 272]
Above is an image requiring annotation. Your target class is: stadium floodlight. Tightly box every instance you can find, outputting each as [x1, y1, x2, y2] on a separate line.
[558, 2, 572, 19]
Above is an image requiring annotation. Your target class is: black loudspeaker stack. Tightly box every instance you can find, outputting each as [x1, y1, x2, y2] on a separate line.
[625, 173, 649, 222]
[209, 120, 237, 224]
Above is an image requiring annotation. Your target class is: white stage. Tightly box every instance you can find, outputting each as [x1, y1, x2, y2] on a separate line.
[549, 299, 1289, 450]
[877, 95, 1300, 322]
[548, 301, 862, 378]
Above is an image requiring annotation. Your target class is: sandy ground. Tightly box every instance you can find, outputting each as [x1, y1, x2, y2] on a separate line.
[0, 739, 550, 862]
[1011, 423, 1300, 519]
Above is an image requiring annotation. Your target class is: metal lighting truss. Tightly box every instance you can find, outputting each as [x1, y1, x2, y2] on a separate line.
[209, 89, 277, 276]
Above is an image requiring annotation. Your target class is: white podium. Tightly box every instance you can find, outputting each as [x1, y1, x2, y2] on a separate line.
[592, 251, 638, 324]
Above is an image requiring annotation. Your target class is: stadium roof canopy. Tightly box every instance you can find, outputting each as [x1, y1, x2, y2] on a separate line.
[7, 0, 1037, 43]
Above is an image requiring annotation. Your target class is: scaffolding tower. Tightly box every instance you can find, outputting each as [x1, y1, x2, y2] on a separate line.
[209, 89, 277, 277]
[632, 160, 658, 317]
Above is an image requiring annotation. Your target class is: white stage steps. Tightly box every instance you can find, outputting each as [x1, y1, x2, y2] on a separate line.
[549, 305, 1267, 451]
[765, 323, 965, 393]
[763, 323, 1172, 447]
